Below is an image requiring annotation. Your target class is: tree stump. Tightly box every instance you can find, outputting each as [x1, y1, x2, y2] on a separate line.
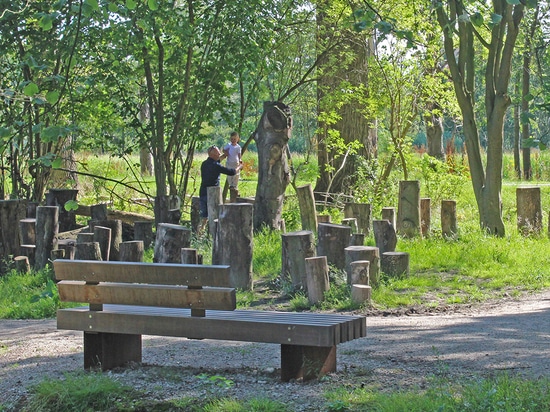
[397, 180, 421, 238]
[190, 196, 201, 234]
[45, 188, 78, 232]
[381, 207, 396, 228]
[253, 101, 292, 231]
[351, 284, 371, 305]
[74, 242, 102, 260]
[57, 239, 75, 260]
[34, 206, 59, 270]
[345, 246, 378, 285]
[517, 186, 542, 236]
[27, 202, 38, 218]
[0, 199, 27, 261]
[153, 223, 192, 263]
[317, 214, 331, 223]
[89, 219, 123, 260]
[14, 256, 30, 274]
[343, 203, 371, 235]
[90, 203, 108, 221]
[349, 260, 370, 285]
[217, 203, 254, 290]
[134, 220, 154, 248]
[317, 223, 351, 270]
[19, 218, 36, 245]
[381, 251, 410, 277]
[207, 186, 223, 238]
[181, 248, 199, 264]
[420, 198, 431, 237]
[76, 232, 94, 244]
[296, 184, 318, 232]
[119, 240, 144, 262]
[50, 249, 66, 261]
[281, 230, 316, 290]
[441, 200, 458, 238]
[350, 233, 365, 246]
[93, 226, 112, 261]
[20, 245, 36, 267]
[372, 219, 397, 255]
[305, 256, 329, 305]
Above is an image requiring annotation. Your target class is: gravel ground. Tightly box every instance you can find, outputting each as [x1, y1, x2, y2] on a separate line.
[1, 290, 549, 411]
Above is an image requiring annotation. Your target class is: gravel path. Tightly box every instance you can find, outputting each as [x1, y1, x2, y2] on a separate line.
[1, 290, 549, 411]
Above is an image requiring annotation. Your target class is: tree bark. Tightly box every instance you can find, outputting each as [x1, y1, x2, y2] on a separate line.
[420, 198, 431, 238]
[119, 240, 144, 262]
[45, 188, 78, 232]
[281, 230, 316, 290]
[317, 223, 351, 270]
[305, 256, 329, 305]
[397, 180, 421, 238]
[19, 218, 36, 246]
[74, 242, 102, 261]
[516, 186, 542, 236]
[89, 219, 123, 261]
[0, 200, 27, 261]
[372, 220, 397, 255]
[34, 206, 59, 270]
[343, 203, 371, 235]
[253, 101, 292, 231]
[381, 251, 410, 278]
[134, 221, 154, 248]
[153, 223, 191, 263]
[296, 184, 318, 232]
[441, 200, 458, 238]
[93, 226, 112, 261]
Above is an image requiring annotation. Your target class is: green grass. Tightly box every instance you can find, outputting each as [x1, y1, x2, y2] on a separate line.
[9, 370, 549, 411]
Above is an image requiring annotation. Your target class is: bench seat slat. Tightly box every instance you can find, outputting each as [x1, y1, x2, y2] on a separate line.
[53, 260, 231, 287]
[57, 282, 236, 311]
[57, 308, 345, 347]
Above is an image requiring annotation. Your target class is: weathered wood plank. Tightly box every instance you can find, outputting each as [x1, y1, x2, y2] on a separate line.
[57, 306, 366, 346]
[53, 260, 231, 287]
[57, 282, 236, 310]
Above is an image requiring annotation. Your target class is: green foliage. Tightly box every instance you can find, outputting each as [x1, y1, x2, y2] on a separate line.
[203, 397, 290, 412]
[23, 372, 137, 412]
[417, 154, 470, 204]
[323, 373, 550, 412]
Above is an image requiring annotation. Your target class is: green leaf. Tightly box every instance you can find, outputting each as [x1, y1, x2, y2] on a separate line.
[39, 15, 54, 31]
[0, 127, 12, 138]
[525, 0, 537, 8]
[52, 157, 63, 168]
[108, 2, 118, 13]
[85, 0, 99, 10]
[46, 91, 60, 104]
[23, 82, 39, 96]
[471, 12, 484, 27]
[506, 0, 520, 4]
[147, 0, 158, 11]
[491, 14, 503, 25]
[64, 200, 79, 211]
[126, 0, 137, 10]
[524, 93, 535, 102]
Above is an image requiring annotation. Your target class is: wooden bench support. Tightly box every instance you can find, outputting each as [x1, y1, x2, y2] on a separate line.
[84, 332, 141, 370]
[281, 344, 336, 381]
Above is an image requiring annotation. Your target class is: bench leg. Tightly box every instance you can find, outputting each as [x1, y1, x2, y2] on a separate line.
[84, 332, 142, 371]
[280, 345, 336, 382]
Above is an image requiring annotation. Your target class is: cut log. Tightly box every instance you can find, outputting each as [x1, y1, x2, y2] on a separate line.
[119, 240, 144, 262]
[349, 260, 370, 285]
[74, 242, 102, 261]
[34, 206, 59, 270]
[19, 218, 36, 246]
[397, 180, 421, 238]
[305, 256, 329, 305]
[134, 221, 154, 248]
[351, 284, 371, 305]
[343, 203, 371, 235]
[381, 207, 396, 228]
[281, 230, 316, 290]
[181, 248, 199, 264]
[296, 184, 318, 232]
[89, 219, 123, 261]
[381, 251, 410, 277]
[153, 223, 191, 263]
[441, 200, 458, 238]
[93, 226, 112, 261]
[517, 186, 542, 236]
[14, 256, 30, 274]
[372, 219, 397, 255]
[317, 223, 351, 270]
[420, 198, 431, 237]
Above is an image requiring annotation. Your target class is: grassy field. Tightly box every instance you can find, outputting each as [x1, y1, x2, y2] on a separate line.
[2, 150, 550, 411]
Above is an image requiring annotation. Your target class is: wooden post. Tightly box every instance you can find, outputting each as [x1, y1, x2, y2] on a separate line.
[74, 242, 102, 260]
[296, 184, 318, 232]
[381, 251, 410, 277]
[317, 223, 351, 270]
[34, 206, 59, 270]
[76, 232, 94, 244]
[305, 256, 329, 305]
[381, 207, 396, 228]
[372, 219, 397, 255]
[281, 230, 316, 290]
[344, 246, 377, 285]
[420, 198, 431, 237]
[207, 186, 223, 237]
[517, 186, 542, 236]
[349, 260, 370, 285]
[153, 223, 191, 263]
[50, 249, 66, 261]
[397, 180, 421, 238]
[0, 200, 27, 261]
[93, 226, 112, 261]
[45, 188, 78, 232]
[134, 221, 154, 248]
[190, 196, 201, 234]
[19, 218, 36, 245]
[351, 284, 371, 305]
[343, 203, 371, 235]
[90, 203, 108, 221]
[119, 240, 144, 262]
[181, 248, 199, 264]
[350, 233, 365, 246]
[441, 200, 458, 238]
[20, 245, 36, 267]
[218, 203, 254, 289]
[89, 219, 123, 261]
[317, 214, 331, 223]
[57, 239, 75, 260]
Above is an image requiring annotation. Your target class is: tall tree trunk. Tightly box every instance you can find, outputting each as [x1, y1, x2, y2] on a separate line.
[253, 101, 292, 231]
[424, 103, 445, 160]
[513, 80, 521, 179]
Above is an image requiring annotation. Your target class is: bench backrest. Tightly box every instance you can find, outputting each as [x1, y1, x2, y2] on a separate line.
[54, 260, 236, 314]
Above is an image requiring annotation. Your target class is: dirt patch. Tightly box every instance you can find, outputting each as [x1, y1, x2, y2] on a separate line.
[1, 290, 549, 411]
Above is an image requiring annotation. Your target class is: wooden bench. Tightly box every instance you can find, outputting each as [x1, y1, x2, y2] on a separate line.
[54, 260, 366, 381]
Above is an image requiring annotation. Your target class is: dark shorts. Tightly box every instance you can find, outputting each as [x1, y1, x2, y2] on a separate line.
[199, 195, 208, 218]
